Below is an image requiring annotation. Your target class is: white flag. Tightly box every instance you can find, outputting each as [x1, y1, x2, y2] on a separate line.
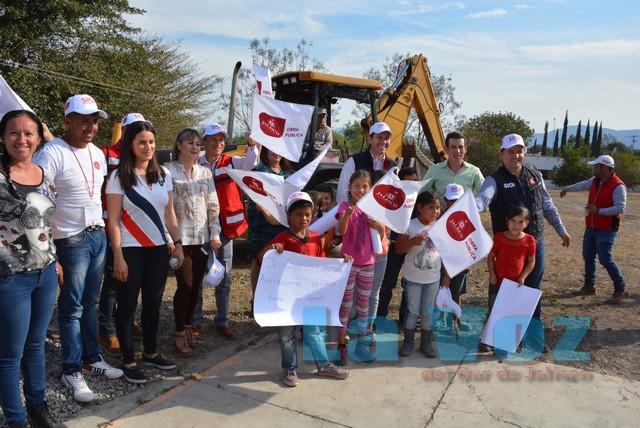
[428, 190, 493, 277]
[357, 168, 431, 234]
[250, 93, 314, 162]
[253, 63, 273, 98]
[224, 168, 289, 226]
[0, 73, 33, 118]
[223, 153, 325, 227]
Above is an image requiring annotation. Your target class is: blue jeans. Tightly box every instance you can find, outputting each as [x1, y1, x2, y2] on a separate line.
[194, 232, 233, 327]
[403, 278, 439, 330]
[583, 228, 626, 292]
[55, 229, 107, 374]
[98, 238, 117, 338]
[0, 264, 57, 424]
[279, 325, 328, 370]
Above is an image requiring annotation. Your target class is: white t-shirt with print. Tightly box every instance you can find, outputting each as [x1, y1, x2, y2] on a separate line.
[402, 218, 441, 284]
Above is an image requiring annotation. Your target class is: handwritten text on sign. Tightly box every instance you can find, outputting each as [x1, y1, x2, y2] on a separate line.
[254, 250, 352, 327]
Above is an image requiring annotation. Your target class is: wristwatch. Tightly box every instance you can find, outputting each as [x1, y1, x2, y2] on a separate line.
[173, 239, 183, 246]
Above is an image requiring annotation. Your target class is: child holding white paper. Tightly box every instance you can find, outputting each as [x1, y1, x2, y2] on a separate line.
[257, 192, 351, 387]
[479, 205, 536, 353]
[336, 170, 385, 365]
[395, 190, 442, 358]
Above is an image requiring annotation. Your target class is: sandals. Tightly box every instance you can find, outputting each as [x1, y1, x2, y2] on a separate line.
[174, 331, 192, 357]
[184, 325, 197, 349]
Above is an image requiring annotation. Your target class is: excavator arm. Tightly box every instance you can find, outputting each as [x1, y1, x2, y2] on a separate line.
[362, 54, 447, 173]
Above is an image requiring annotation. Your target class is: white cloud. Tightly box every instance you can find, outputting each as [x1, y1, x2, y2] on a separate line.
[390, 2, 465, 16]
[464, 8, 508, 19]
[520, 38, 640, 62]
[513, 4, 533, 10]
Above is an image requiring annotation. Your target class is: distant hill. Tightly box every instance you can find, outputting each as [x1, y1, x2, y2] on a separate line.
[533, 126, 640, 149]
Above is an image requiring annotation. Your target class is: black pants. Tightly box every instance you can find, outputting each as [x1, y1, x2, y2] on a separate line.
[116, 245, 169, 364]
[377, 243, 405, 318]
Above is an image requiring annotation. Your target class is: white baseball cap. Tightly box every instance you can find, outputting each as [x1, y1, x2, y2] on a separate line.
[64, 94, 107, 119]
[500, 133, 526, 150]
[444, 183, 464, 201]
[587, 154, 615, 168]
[121, 113, 146, 126]
[286, 191, 313, 211]
[369, 122, 394, 136]
[202, 123, 228, 139]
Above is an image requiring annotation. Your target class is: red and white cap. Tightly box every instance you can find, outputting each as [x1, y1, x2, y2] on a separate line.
[121, 113, 146, 127]
[500, 133, 526, 150]
[587, 154, 615, 168]
[369, 122, 394, 136]
[202, 123, 228, 139]
[444, 183, 464, 201]
[64, 94, 107, 119]
[286, 191, 313, 211]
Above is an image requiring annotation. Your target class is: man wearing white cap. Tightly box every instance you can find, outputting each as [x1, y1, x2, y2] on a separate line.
[423, 131, 484, 206]
[308, 107, 333, 160]
[336, 121, 397, 204]
[34, 95, 123, 403]
[475, 133, 571, 353]
[196, 123, 260, 339]
[97, 113, 147, 355]
[560, 154, 629, 303]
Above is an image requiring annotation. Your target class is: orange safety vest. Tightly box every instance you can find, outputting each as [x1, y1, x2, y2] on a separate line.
[586, 172, 625, 231]
[213, 154, 249, 239]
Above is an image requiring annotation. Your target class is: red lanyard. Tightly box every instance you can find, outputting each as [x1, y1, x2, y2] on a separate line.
[68, 143, 96, 198]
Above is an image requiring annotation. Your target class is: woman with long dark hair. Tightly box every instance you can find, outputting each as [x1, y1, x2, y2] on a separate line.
[106, 121, 184, 384]
[0, 110, 59, 427]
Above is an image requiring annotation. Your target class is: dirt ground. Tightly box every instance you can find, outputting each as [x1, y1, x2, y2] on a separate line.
[162, 190, 639, 381]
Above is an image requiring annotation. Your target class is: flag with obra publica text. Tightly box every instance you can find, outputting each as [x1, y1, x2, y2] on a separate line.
[356, 167, 431, 234]
[428, 190, 493, 277]
[250, 93, 314, 162]
[253, 63, 273, 98]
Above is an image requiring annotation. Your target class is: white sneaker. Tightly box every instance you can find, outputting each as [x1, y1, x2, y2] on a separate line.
[61, 372, 95, 403]
[83, 355, 124, 379]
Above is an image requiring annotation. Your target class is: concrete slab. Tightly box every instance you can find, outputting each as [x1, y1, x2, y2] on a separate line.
[63, 334, 640, 428]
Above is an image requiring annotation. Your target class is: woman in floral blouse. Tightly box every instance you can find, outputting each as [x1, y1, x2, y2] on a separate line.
[166, 128, 221, 357]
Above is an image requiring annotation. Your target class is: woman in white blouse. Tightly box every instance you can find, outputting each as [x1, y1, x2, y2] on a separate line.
[166, 128, 221, 357]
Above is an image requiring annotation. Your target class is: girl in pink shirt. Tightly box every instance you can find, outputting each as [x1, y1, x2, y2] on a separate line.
[336, 170, 384, 365]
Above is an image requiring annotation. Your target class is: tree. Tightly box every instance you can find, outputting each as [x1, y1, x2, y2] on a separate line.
[552, 129, 559, 156]
[552, 146, 592, 186]
[462, 111, 534, 177]
[561, 110, 568, 148]
[607, 141, 629, 153]
[591, 121, 599, 154]
[340, 120, 367, 159]
[574, 120, 582, 148]
[0, 1, 217, 147]
[357, 52, 462, 139]
[597, 122, 604, 154]
[584, 120, 591, 150]
[541, 121, 549, 155]
[612, 152, 640, 188]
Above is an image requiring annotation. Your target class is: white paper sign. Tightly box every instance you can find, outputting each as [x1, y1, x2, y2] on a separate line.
[357, 168, 431, 234]
[255, 250, 352, 327]
[0, 73, 33, 118]
[253, 63, 273, 98]
[480, 279, 542, 352]
[250, 93, 314, 162]
[428, 191, 493, 277]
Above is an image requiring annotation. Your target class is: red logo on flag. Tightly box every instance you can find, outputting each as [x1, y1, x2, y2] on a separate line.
[373, 184, 406, 210]
[242, 176, 268, 196]
[259, 112, 286, 138]
[446, 211, 476, 242]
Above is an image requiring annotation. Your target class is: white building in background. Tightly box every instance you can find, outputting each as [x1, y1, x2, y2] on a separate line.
[525, 154, 564, 189]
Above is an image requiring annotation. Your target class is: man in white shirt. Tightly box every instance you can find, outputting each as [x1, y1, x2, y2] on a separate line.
[34, 95, 122, 403]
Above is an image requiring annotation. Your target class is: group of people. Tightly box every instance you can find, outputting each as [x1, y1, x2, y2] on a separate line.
[0, 92, 630, 425]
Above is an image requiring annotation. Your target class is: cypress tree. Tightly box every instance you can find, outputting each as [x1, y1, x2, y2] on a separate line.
[591, 121, 599, 155]
[575, 120, 582, 148]
[552, 129, 559, 156]
[584, 120, 591, 149]
[561, 110, 568, 148]
[541, 121, 549, 155]
[593, 122, 603, 157]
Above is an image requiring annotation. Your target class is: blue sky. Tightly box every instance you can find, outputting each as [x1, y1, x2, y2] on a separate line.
[127, 0, 640, 133]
